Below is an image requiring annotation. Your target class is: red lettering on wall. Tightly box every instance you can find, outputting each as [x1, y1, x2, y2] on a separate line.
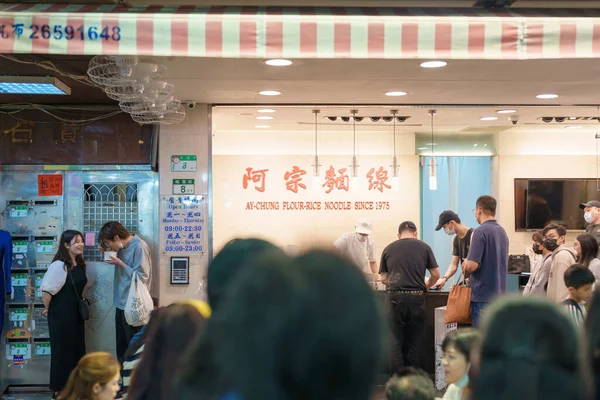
[367, 167, 391, 192]
[284, 166, 307, 193]
[243, 167, 269, 192]
[322, 166, 349, 194]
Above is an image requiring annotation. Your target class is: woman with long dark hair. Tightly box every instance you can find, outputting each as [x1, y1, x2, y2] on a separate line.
[41, 230, 88, 399]
[575, 233, 600, 281]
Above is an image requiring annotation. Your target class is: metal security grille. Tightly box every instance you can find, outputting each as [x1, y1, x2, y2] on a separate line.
[83, 183, 139, 262]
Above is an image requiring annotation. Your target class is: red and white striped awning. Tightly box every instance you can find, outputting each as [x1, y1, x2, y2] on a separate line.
[1, 4, 600, 59]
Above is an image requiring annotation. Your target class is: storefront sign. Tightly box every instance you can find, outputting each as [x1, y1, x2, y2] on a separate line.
[9, 206, 28, 218]
[37, 174, 63, 197]
[161, 195, 205, 254]
[171, 155, 197, 172]
[241, 164, 393, 212]
[173, 179, 195, 195]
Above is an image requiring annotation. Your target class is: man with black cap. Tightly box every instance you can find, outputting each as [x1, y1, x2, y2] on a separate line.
[580, 200, 600, 245]
[380, 221, 440, 372]
[433, 211, 473, 289]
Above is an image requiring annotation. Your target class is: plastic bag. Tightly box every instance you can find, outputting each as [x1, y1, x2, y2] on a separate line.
[124, 271, 153, 327]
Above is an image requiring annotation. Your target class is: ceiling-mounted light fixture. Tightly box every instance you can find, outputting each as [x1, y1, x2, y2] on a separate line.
[327, 116, 338, 121]
[354, 117, 364, 122]
[265, 59, 293, 67]
[351, 110, 360, 179]
[382, 117, 393, 122]
[555, 117, 566, 123]
[397, 117, 407, 123]
[341, 117, 350, 122]
[259, 90, 281, 96]
[371, 117, 381, 122]
[0, 76, 71, 95]
[420, 60, 447, 68]
[542, 117, 554, 123]
[312, 109, 321, 180]
[390, 110, 399, 192]
[429, 110, 438, 191]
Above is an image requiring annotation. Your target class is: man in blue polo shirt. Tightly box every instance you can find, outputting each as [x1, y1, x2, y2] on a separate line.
[463, 195, 509, 327]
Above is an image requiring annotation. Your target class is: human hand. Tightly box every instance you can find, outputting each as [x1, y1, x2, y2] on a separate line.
[105, 256, 125, 268]
[42, 309, 48, 317]
[433, 278, 447, 289]
[98, 245, 106, 253]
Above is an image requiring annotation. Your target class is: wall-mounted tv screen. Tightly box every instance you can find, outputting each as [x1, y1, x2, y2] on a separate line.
[514, 179, 599, 231]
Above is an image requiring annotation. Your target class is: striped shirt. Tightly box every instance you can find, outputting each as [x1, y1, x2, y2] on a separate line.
[122, 344, 144, 396]
[562, 298, 587, 328]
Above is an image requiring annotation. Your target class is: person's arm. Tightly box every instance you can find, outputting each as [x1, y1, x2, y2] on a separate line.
[333, 234, 347, 251]
[40, 261, 67, 315]
[553, 253, 572, 302]
[435, 256, 460, 288]
[379, 251, 389, 285]
[530, 259, 552, 294]
[463, 231, 484, 274]
[112, 246, 152, 285]
[368, 239, 378, 274]
[427, 268, 441, 290]
[424, 245, 440, 289]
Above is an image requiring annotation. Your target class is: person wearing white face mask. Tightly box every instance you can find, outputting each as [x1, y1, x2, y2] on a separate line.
[441, 329, 480, 400]
[433, 211, 473, 289]
[580, 200, 600, 246]
[334, 219, 378, 278]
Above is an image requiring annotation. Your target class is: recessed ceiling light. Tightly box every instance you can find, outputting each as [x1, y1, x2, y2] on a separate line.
[569, 117, 577, 120]
[565, 125, 582, 129]
[255, 125, 271, 128]
[420, 61, 447, 68]
[480, 117, 498, 121]
[496, 109, 517, 114]
[536, 93, 559, 99]
[426, 142, 437, 146]
[385, 91, 408, 97]
[256, 116, 274, 120]
[483, 144, 488, 147]
[258, 109, 276, 113]
[259, 90, 281, 96]
[417, 147, 428, 150]
[473, 144, 479, 147]
[265, 59, 292, 67]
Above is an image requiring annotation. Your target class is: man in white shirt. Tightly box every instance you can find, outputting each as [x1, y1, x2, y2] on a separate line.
[334, 219, 377, 276]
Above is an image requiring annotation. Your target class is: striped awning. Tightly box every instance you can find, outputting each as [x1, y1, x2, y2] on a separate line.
[1, 4, 600, 59]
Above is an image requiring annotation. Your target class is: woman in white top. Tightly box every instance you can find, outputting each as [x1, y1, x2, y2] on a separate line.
[41, 230, 88, 399]
[441, 329, 480, 400]
[574, 234, 600, 283]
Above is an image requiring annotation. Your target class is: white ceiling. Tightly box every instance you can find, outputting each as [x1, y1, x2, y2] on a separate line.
[156, 57, 600, 133]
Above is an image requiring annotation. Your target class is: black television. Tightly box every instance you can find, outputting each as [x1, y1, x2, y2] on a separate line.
[514, 178, 599, 231]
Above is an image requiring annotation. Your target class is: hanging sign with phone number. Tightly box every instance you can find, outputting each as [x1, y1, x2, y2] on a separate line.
[0, 23, 121, 41]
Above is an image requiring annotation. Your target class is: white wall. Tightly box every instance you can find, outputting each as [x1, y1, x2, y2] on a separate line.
[497, 129, 599, 255]
[158, 105, 211, 305]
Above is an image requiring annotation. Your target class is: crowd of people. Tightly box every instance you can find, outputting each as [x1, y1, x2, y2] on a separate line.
[38, 197, 600, 399]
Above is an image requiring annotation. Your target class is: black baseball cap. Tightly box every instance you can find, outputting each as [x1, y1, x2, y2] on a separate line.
[580, 200, 600, 209]
[435, 210, 460, 231]
[398, 221, 417, 233]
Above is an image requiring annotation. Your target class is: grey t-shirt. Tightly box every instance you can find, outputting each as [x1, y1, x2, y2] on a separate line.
[466, 220, 509, 303]
[586, 224, 600, 246]
[114, 235, 152, 310]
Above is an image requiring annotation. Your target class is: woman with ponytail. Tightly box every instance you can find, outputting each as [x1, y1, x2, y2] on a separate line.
[58, 352, 120, 400]
[471, 296, 591, 400]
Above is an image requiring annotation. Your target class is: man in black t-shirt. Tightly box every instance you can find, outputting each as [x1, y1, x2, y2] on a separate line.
[380, 221, 440, 372]
[433, 210, 473, 289]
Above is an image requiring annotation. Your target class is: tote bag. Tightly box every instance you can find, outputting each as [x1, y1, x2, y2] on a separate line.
[124, 271, 153, 327]
[444, 271, 472, 324]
